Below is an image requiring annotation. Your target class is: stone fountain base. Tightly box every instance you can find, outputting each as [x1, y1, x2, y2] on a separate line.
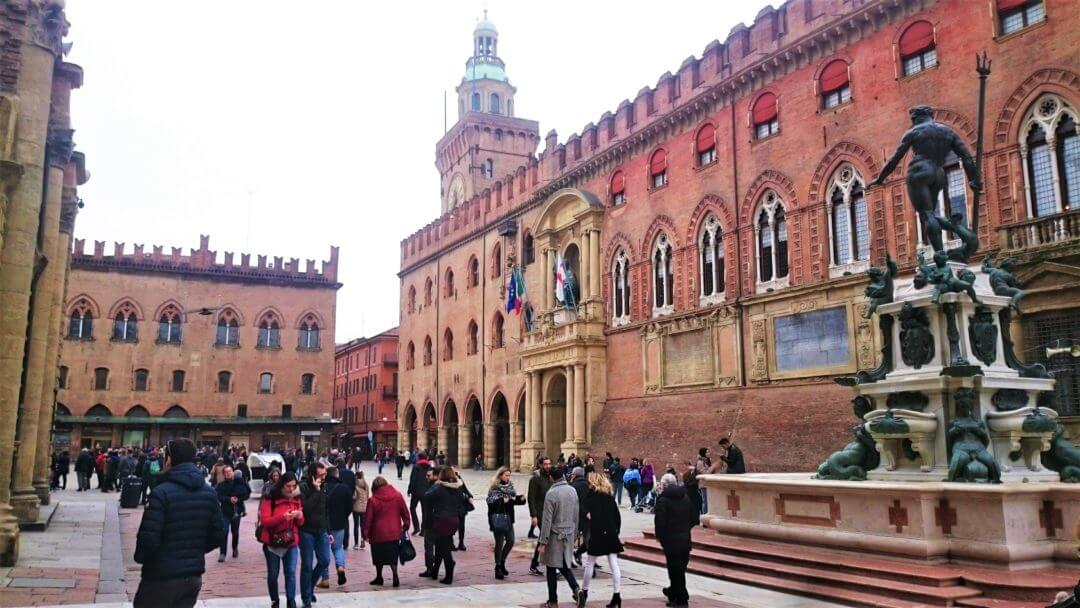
[699, 472, 1080, 568]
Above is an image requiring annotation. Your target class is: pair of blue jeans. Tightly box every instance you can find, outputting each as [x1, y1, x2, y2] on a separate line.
[263, 545, 298, 605]
[299, 531, 330, 605]
[612, 481, 624, 505]
[329, 528, 346, 569]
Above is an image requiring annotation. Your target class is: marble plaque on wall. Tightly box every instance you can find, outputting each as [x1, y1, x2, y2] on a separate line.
[664, 328, 714, 386]
[774, 306, 850, 372]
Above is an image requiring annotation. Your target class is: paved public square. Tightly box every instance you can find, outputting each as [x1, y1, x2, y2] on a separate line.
[0, 462, 843, 607]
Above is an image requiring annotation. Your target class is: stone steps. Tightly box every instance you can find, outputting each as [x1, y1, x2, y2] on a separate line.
[623, 528, 1073, 607]
[621, 546, 942, 608]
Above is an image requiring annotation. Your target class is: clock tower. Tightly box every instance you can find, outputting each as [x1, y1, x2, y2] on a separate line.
[436, 12, 540, 214]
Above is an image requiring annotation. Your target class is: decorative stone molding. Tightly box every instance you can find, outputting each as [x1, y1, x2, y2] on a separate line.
[28, 1, 68, 56]
[750, 319, 768, 382]
[46, 128, 74, 168]
[855, 303, 876, 370]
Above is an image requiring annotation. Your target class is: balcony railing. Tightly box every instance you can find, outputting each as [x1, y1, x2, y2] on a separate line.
[998, 208, 1080, 253]
[382, 385, 397, 398]
[383, 354, 398, 366]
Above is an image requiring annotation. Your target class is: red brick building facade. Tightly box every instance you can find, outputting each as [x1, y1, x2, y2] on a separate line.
[57, 236, 341, 453]
[398, 0, 1080, 472]
[333, 328, 399, 454]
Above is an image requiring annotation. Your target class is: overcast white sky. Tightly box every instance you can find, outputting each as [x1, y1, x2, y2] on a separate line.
[65, 1, 766, 343]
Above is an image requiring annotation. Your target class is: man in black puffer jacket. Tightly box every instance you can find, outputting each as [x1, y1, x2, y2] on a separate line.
[133, 439, 225, 608]
[653, 473, 696, 608]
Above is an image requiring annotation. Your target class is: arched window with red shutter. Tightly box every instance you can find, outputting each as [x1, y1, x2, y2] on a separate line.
[696, 123, 717, 166]
[649, 149, 668, 188]
[998, 0, 1045, 35]
[820, 60, 851, 109]
[610, 170, 626, 206]
[752, 92, 779, 140]
[898, 21, 937, 77]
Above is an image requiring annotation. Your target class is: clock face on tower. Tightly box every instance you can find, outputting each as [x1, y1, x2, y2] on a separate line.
[447, 174, 466, 209]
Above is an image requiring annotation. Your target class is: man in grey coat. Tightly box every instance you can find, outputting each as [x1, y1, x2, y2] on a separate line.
[537, 467, 580, 607]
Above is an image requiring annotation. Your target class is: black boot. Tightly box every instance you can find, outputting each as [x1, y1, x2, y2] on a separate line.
[607, 592, 622, 607]
[440, 561, 454, 585]
[577, 588, 588, 608]
[495, 566, 504, 580]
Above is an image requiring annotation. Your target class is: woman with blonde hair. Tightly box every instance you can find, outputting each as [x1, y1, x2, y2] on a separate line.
[485, 466, 526, 579]
[578, 471, 623, 608]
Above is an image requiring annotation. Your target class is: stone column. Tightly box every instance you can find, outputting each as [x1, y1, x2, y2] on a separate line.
[542, 249, 551, 311]
[457, 423, 471, 470]
[437, 425, 449, 459]
[0, 12, 62, 563]
[563, 366, 574, 449]
[590, 230, 601, 302]
[483, 423, 497, 469]
[417, 424, 428, 452]
[523, 372, 534, 442]
[397, 428, 409, 452]
[13, 135, 68, 518]
[530, 372, 542, 443]
[508, 421, 522, 471]
[573, 363, 586, 444]
[581, 232, 591, 300]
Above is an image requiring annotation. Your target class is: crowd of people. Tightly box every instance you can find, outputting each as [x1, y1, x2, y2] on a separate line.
[54, 436, 746, 608]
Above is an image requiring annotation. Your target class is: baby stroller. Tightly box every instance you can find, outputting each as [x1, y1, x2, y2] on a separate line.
[632, 486, 658, 514]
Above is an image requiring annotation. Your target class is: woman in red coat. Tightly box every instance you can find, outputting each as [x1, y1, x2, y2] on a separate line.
[259, 472, 305, 608]
[363, 476, 410, 587]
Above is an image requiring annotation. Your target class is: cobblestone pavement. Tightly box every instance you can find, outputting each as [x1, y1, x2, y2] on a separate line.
[2, 463, 842, 607]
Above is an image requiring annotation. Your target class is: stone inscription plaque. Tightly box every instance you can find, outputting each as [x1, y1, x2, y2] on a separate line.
[774, 306, 850, 372]
[663, 327, 714, 387]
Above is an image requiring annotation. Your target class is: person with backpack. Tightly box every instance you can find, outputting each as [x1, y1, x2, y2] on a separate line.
[622, 464, 642, 509]
[608, 458, 626, 507]
[259, 472, 304, 608]
[133, 439, 225, 608]
[324, 466, 353, 586]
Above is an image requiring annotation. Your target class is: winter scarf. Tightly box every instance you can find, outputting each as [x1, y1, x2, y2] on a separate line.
[486, 481, 517, 504]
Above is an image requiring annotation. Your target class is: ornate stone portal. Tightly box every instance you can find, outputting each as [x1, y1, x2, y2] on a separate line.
[519, 188, 606, 471]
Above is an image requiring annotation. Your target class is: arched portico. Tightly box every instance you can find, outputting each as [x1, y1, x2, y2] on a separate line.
[442, 399, 459, 465]
[490, 392, 510, 469]
[519, 188, 608, 471]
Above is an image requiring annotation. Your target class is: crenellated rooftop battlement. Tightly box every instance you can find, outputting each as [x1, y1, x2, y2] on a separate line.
[72, 234, 341, 287]
[401, 0, 919, 271]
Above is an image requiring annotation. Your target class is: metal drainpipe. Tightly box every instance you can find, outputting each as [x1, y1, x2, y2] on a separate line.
[730, 96, 747, 386]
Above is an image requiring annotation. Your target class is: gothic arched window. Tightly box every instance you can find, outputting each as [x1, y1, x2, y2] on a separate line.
[828, 164, 870, 274]
[216, 309, 240, 346]
[611, 249, 631, 326]
[492, 312, 504, 348]
[157, 305, 182, 344]
[471, 92, 481, 111]
[443, 329, 454, 361]
[1021, 94, 1078, 218]
[424, 278, 434, 305]
[407, 286, 417, 313]
[468, 256, 480, 288]
[755, 190, 789, 291]
[423, 336, 433, 366]
[406, 341, 415, 370]
[298, 315, 320, 350]
[699, 215, 725, 303]
[490, 93, 501, 114]
[68, 299, 94, 340]
[112, 302, 138, 342]
[468, 320, 479, 355]
[522, 232, 535, 265]
[257, 312, 282, 349]
[492, 243, 502, 278]
[444, 268, 455, 298]
[652, 234, 674, 316]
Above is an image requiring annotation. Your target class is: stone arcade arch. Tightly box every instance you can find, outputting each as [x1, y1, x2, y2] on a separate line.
[402, 403, 418, 451]
[442, 399, 459, 466]
[491, 392, 510, 469]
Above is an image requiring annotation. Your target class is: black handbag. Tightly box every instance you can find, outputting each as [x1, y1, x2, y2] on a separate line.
[398, 532, 417, 564]
[491, 512, 511, 533]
